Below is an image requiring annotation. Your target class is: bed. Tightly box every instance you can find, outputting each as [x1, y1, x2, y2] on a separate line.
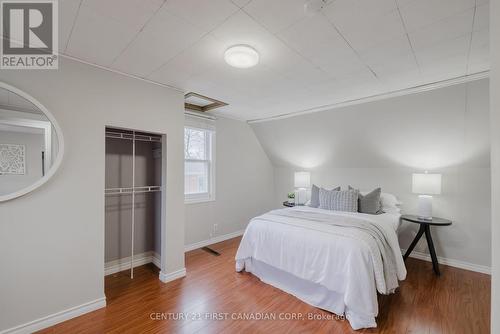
[235, 205, 406, 330]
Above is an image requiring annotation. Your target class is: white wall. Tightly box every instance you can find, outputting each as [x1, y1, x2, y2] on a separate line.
[252, 79, 491, 270]
[491, 0, 499, 331]
[0, 58, 185, 332]
[185, 117, 274, 245]
[0, 130, 44, 195]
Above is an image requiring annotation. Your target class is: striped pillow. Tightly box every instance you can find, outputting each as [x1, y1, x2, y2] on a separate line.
[319, 188, 359, 212]
[309, 184, 340, 208]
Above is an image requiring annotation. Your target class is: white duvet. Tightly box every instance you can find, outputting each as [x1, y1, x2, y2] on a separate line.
[235, 206, 406, 330]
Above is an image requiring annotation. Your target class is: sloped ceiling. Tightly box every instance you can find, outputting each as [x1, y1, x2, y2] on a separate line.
[251, 79, 489, 170]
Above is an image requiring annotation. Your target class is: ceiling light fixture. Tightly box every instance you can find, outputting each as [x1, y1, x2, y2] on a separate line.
[224, 45, 259, 68]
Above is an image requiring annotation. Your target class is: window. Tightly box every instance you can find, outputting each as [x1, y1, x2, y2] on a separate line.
[184, 126, 215, 203]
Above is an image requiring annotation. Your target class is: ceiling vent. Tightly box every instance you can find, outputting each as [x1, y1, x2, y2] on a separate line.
[184, 92, 228, 112]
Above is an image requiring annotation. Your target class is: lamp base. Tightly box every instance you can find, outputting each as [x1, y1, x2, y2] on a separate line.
[417, 195, 433, 220]
[295, 188, 307, 205]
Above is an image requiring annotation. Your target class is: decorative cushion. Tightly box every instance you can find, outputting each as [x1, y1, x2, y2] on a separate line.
[309, 184, 340, 208]
[319, 188, 358, 212]
[379, 192, 402, 210]
[358, 191, 401, 212]
[349, 186, 382, 214]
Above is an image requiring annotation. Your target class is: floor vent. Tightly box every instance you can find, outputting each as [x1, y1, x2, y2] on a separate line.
[201, 247, 221, 256]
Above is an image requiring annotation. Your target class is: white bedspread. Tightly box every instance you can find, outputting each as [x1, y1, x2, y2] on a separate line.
[235, 206, 406, 330]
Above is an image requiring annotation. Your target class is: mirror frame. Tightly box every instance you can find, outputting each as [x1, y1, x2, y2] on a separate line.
[0, 81, 64, 202]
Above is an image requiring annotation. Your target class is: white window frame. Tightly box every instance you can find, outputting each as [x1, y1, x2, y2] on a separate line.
[184, 126, 216, 204]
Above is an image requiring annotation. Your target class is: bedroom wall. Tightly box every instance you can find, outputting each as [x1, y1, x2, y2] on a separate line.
[0, 130, 44, 195]
[251, 78, 491, 271]
[0, 58, 185, 332]
[185, 116, 275, 246]
[490, 0, 499, 331]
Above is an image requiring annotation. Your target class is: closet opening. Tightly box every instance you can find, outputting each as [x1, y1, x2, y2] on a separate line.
[104, 126, 165, 287]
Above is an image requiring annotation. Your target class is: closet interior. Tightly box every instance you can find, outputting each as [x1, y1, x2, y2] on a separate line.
[104, 127, 163, 279]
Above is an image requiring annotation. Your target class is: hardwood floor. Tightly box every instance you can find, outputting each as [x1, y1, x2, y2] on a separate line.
[38, 237, 490, 334]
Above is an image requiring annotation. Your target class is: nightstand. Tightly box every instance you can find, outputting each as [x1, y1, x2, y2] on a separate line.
[401, 214, 452, 275]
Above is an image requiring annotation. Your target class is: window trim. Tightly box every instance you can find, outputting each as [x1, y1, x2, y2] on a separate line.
[184, 126, 216, 204]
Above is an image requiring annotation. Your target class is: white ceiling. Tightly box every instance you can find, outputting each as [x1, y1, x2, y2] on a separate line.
[60, 0, 490, 121]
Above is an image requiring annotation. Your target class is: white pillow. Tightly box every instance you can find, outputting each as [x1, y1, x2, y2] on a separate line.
[360, 191, 401, 211]
[382, 206, 401, 214]
[380, 192, 402, 208]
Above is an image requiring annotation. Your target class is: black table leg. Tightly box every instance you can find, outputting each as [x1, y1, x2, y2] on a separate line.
[403, 224, 425, 260]
[424, 224, 440, 275]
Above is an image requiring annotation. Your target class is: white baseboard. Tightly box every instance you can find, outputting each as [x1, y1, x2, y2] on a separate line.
[2, 236, 490, 334]
[185, 230, 245, 252]
[159, 267, 186, 283]
[105, 230, 245, 277]
[2, 232, 246, 334]
[0, 297, 106, 334]
[169, 230, 242, 286]
[403, 249, 491, 275]
[105, 251, 160, 276]
[152, 253, 161, 269]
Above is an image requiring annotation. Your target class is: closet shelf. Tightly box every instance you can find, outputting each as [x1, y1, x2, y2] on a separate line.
[105, 131, 162, 143]
[105, 185, 161, 196]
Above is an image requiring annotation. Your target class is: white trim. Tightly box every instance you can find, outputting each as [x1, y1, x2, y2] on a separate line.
[58, 52, 488, 125]
[152, 253, 161, 268]
[185, 196, 216, 204]
[160, 134, 167, 275]
[184, 126, 216, 203]
[0, 81, 65, 202]
[185, 229, 245, 252]
[185, 116, 216, 131]
[50, 53, 251, 123]
[159, 268, 187, 283]
[185, 110, 217, 121]
[0, 297, 106, 334]
[104, 251, 161, 276]
[59, 53, 184, 93]
[247, 71, 490, 124]
[187, 232, 490, 275]
[402, 249, 491, 275]
[0, 110, 53, 171]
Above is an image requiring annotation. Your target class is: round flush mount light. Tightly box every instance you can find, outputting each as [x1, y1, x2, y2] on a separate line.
[224, 45, 259, 68]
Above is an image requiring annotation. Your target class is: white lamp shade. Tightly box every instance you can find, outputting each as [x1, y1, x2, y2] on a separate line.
[412, 173, 441, 195]
[294, 172, 311, 188]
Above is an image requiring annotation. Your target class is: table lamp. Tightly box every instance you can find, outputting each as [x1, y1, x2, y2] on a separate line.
[294, 171, 310, 205]
[412, 172, 441, 220]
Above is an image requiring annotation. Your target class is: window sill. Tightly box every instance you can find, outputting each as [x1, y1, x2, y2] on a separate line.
[185, 197, 216, 205]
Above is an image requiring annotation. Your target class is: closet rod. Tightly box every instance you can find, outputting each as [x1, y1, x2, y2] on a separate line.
[105, 131, 161, 142]
[104, 185, 161, 195]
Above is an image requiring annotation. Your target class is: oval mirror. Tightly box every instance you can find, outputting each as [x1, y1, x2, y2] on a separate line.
[0, 82, 63, 202]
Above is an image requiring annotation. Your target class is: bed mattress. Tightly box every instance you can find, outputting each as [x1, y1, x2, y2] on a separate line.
[235, 206, 406, 330]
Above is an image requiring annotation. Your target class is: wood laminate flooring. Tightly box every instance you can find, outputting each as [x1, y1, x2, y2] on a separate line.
[38, 237, 490, 334]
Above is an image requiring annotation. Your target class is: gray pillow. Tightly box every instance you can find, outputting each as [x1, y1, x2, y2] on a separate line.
[309, 184, 340, 208]
[349, 186, 382, 214]
[319, 188, 358, 212]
